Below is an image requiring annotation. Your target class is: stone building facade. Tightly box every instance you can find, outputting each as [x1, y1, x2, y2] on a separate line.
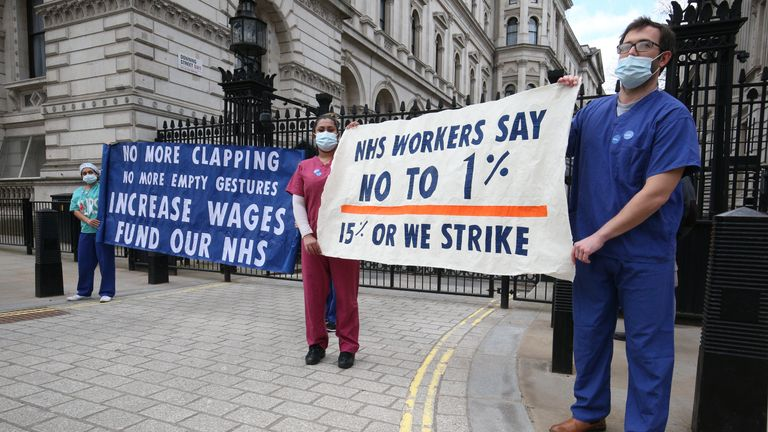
[1, 0, 604, 199]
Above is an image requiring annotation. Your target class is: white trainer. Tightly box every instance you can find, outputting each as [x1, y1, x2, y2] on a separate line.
[99, 296, 112, 303]
[67, 294, 88, 301]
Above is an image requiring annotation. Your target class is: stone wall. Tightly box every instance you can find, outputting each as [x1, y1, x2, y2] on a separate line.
[38, 0, 233, 184]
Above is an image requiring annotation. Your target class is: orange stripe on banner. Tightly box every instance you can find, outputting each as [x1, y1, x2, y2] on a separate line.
[340, 205, 548, 217]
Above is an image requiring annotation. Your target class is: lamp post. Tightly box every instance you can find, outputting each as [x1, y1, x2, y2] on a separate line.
[229, 0, 267, 75]
[221, 0, 274, 147]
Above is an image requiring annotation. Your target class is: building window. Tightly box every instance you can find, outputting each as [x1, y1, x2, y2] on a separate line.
[435, 34, 443, 76]
[411, 10, 421, 57]
[470, 69, 476, 103]
[484, 12, 489, 33]
[509, 0, 518, 4]
[482, 80, 487, 102]
[527, 83, 537, 90]
[529, 17, 539, 44]
[379, 0, 388, 33]
[454, 53, 462, 91]
[506, 18, 518, 46]
[471, 0, 477, 16]
[28, 0, 46, 78]
[0, 136, 46, 178]
[504, 85, 516, 96]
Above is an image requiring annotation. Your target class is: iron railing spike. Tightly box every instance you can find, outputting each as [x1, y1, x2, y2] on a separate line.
[729, 0, 742, 19]
[715, 1, 728, 20]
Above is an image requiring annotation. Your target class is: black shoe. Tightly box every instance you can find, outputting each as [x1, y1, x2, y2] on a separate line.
[613, 331, 626, 341]
[305, 344, 325, 365]
[326, 321, 336, 332]
[338, 352, 355, 369]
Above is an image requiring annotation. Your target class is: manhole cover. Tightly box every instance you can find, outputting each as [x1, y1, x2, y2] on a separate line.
[0, 308, 69, 324]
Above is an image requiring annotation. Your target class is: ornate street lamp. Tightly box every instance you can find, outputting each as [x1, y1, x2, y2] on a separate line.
[229, 0, 267, 75]
[220, 0, 275, 146]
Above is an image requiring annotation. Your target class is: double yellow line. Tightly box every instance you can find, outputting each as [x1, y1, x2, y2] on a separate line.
[400, 303, 495, 432]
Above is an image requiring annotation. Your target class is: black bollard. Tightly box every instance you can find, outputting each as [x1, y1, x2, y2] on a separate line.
[551, 279, 574, 374]
[692, 208, 768, 432]
[35, 209, 64, 297]
[500, 276, 510, 309]
[147, 252, 169, 284]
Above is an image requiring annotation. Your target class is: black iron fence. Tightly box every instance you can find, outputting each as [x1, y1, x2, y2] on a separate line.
[0, 199, 31, 252]
[0, 198, 129, 259]
[156, 93, 551, 300]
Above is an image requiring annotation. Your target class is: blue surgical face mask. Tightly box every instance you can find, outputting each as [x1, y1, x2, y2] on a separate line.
[315, 131, 338, 152]
[83, 174, 98, 184]
[615, 53, 662, 89]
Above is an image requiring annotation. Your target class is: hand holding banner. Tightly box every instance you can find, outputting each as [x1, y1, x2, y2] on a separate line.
[317, 83, 579, 280]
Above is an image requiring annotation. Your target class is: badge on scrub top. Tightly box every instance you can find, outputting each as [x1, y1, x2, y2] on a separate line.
[313, 168, 322, 176]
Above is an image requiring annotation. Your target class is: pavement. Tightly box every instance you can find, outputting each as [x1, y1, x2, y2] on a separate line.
[0, 244, 700, 432]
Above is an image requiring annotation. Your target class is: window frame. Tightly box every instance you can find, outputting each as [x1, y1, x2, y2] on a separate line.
[27, 0, 46, 78]
[506, 17, 518, 46]
[528, 17, 539, 45]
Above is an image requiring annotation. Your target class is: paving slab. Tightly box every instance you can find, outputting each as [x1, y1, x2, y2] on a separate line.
[0, 244, 703, 431]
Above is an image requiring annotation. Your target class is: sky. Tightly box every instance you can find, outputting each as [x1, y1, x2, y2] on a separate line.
[565, 0, 669, 93]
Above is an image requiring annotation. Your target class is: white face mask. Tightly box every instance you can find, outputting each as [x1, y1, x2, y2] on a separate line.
[315, 131, 338, 152]
[83, 174, 98, 184]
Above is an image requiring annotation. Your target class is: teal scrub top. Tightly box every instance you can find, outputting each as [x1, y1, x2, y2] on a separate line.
[70, 183, 100, 234]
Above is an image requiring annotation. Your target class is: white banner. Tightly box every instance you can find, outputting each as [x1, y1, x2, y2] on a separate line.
[317, 84, 578, 280]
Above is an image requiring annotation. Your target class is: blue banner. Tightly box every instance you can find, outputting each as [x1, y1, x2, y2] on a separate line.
[98, 141, 303, 273]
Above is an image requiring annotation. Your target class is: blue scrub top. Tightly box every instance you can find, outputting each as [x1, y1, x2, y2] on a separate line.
[568, 90, 700, 263]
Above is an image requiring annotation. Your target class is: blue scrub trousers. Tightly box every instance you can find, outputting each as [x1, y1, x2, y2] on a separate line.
[325, 283, 336, 325]
[76, 232, 116, 297]
[571, 254, 675, 432]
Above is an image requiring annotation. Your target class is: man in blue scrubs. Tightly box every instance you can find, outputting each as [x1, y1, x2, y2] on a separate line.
[552, 17, 700, 432]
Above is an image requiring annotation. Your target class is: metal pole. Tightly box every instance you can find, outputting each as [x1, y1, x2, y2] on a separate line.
[500, 275, 510, 309]
[34, 209, 64, 297]
[22, 198, 33, 255]
[147, 252, 169, 284]
[316, 93, 332, 115]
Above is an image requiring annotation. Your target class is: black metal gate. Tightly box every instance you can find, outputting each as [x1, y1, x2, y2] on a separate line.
[665, 1, 768, 318]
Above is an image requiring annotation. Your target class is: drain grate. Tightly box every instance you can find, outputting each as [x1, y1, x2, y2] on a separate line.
[0, 308, 69, 324]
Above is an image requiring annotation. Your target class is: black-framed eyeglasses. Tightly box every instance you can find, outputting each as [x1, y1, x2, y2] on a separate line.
[616, 40, 660, 54]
